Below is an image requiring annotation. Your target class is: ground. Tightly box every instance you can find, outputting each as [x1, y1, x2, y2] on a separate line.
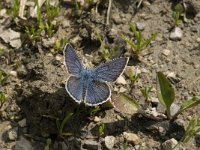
[0, 0, 200, 150]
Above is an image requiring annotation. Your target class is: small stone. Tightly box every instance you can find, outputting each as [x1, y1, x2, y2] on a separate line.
[197, 37, 200, 43]
[62, 20, 70, 28]
[42, 37, 56, 48]
[18, 119, 27, 127]
[123, 132, 140, 145]
[118, 87, 127, 93]
[105, 136, 115, 149]
[169, 27, 183, 41]
[170, 103, 180, 117]
[7, 127, 18, 141]
[190, 26, 198, 33]
[112, 13, 122, 25]
[174, 118, 185, 128]
[166, 71, 176, 79]
[150, 97, 159, 105]
[10, 70, 17, 77]
[55, 54, 63, 61]
[0, 28, 21, 48]
[113, 87, 118, 92]
[162, 49, 171, 56]
[0, 9, 6, 16]
[17, 65, 28, 78]
[14, 138, 32, 150]
[162, 138, 178, 150]
[60, 142, 68, 150]
[82, 140, 99, 150]
[116, 76, 127, 85]
[94, 116, 101, 122]
[136, 22, 145, 31]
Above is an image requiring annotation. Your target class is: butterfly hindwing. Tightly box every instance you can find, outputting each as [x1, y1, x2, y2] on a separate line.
[63, 44, 83, 76]
[66, 76, 83, 103]
[84, 80, 111, 106]
[94, 57, 128, 82]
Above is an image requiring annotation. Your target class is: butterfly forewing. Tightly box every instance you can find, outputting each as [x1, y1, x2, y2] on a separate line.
[66, 76, 83, 103]
[85, 80, 111, 106]
[64, 44, 83, 76]
[94, 57, 128, 82]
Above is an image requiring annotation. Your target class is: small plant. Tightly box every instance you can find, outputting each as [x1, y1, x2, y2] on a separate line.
[75, 0, 81, 17]
[89, 106, 100, 117]
[0, 71, 10, 85]
[0, 48, 4, 56]
[53, 38, 69, 51]
[172, 3, 184, 26]
[0, 92, 6, 104]
[96, 31, 116, 60]
[44, 138, 52, 150]
[24, 26, 42, 45]
[141, 86, 152, 103]
[98, 123, 105, 138]
[7, 0, 20, 18]
[46, 0, 60, 22]
[157, 72, 200, 120]
[173, 117, 200, 149]
[56, 112, 73, 137]
[128, 69, 140, 84]
[36, 0, 44, 30]
[122, 24, 157, 57]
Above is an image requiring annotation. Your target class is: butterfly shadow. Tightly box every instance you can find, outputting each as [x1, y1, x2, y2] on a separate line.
[16, 86, 94, 139]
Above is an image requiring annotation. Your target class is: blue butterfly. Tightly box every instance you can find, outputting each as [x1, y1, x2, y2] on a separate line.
[63, 44, 129, 106]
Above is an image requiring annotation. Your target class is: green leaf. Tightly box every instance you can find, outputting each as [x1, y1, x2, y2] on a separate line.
[121, 34, 137, 50]
[181, 117, 200, 143]
[59, 112, 73, 136]
[179, 96, 200, 114]
[157, 72, 175, 115]
[130, 24, 139, 40]
[140, 33, 157, 49]
[0, 92, 6, 103]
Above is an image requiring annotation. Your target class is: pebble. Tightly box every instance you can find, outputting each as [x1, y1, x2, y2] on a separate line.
[112, 13, 122, 25]
[123, 132, 140, 145]
[166, 71, 176, 79]
[55, 54, 63, 61]
[196, 37, 200, 43]
[116, 76, 127, 85]
[150, 97, 159, 105]
[0, 9, 6, 17]
[18, 118, 27, 127]
[14, 138, 32, 150]
[162, 49, 171, 56]
[170, 103, 180, 117]
[7, 127, 18, 141]
[17, 65, 28, 78]
[82, 140, 99, 150]
[162, 138, 178, 150]
[169, 27, 183, 41]
[62, 20, 70, 28]
[118, 87, 127, 93]
[105, 136, 115, 149]
[94, 116, 101, 122]
[136, 22, 145, 31]
[0, 28, 21, 48]
[10, 70, 17, 77]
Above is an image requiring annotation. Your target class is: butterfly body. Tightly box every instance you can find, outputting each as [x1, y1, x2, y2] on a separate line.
[64, 44, 129, 106]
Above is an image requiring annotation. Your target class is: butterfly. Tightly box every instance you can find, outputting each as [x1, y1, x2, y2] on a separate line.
[63, 44, 129, 106]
